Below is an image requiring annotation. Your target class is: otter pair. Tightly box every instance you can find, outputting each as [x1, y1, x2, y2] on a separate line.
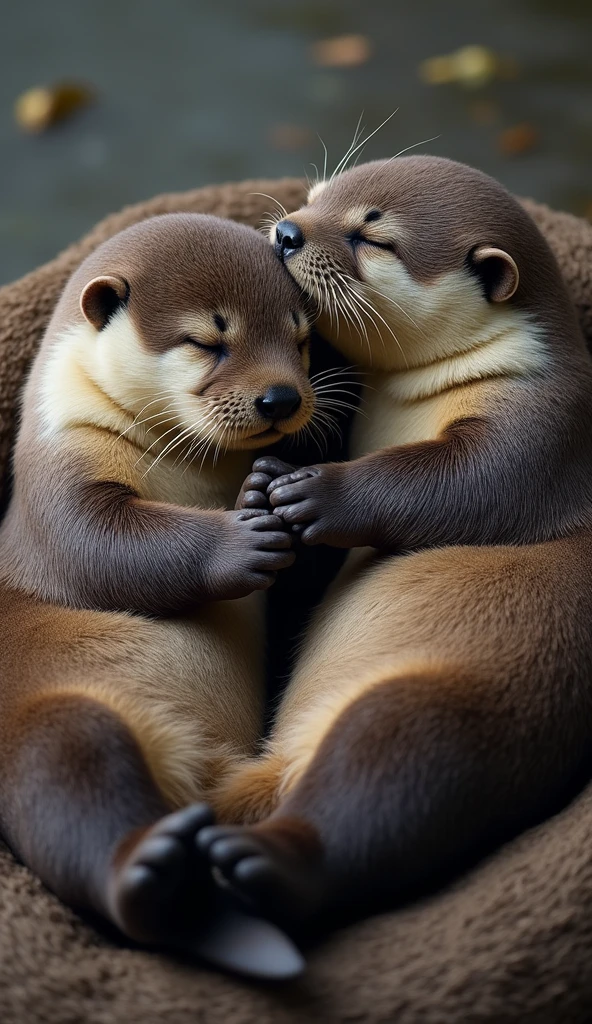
[3, 158, 592, 979]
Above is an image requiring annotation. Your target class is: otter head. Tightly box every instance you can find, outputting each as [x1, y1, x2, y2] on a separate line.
[269, 156, 554, 372]
[71, 213, 314, 455]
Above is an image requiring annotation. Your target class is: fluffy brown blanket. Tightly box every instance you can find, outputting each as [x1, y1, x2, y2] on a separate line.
[1, 180, 592, 1024]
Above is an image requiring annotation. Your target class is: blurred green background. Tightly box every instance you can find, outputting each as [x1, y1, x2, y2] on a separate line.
[1, 0, 591, 285]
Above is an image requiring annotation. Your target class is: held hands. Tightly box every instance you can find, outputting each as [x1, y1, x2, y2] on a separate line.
[237, 457, 372, 548]
[206, 508, 295, 600]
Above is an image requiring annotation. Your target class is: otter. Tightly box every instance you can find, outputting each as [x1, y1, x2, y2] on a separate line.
[199, 158, 592, 933]
[0, 213, 314, 976]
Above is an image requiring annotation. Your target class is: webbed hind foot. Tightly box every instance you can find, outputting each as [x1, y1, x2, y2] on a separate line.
[197, 817, 326, 928]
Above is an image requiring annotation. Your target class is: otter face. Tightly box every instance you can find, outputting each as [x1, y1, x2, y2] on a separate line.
[74, 214, 314, 455]
[271, 157, 524, 372]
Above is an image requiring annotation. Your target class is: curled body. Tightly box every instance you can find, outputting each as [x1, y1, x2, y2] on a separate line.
[0, 213, 313, 974]
[202, 158, 592, 931]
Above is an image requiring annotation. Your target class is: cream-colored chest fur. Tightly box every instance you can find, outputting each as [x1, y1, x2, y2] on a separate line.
[351, 376, 454, 456]
[137, 448, 249, 510]
[350, 322, 548, 457]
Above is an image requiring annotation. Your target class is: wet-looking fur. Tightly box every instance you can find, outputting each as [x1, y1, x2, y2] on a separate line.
[201, 158, 592, 936]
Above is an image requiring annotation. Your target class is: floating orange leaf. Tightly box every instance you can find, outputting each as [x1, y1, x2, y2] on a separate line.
[311, 34, 371, 69]
[498, 123, 539, 156]
[268, 123, 314, 151]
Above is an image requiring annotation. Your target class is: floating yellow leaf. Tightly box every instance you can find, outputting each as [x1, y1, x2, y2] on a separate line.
[15, 81, 94, 133]
[420, 45, 513, 89]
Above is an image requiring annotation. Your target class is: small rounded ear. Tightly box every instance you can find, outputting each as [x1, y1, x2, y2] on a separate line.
[471, 246, 519, 303]
[80, 275, 129, 330]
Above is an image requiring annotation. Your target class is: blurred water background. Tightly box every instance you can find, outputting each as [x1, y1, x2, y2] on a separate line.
[1, 0, 590, 285]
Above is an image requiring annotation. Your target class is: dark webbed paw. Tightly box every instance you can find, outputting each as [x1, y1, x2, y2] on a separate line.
[267, 463, 364, 547]
[206, 509, 295, 600]
[235, 457, 298, 512]
[109, 805, 305, 979]
[108, 804, 215, 945]
[197, 824, 325, 927]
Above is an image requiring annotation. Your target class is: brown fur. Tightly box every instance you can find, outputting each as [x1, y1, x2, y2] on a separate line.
[201, 158, 592, 933]
[0, 213, 313, 953]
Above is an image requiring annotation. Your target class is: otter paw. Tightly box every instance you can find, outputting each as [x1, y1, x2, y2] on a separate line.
[235, 459, 298, 512]
[267, 465, 345, 545]
[196, 824, 324, 926]
[108, 803, 215, 945]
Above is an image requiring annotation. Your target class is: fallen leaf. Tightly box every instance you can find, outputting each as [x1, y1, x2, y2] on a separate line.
[468, 99, 501, 126]
[311, 34, 371, 69]
[269, 123, 314, 151]
[419, 45, 512, 89]
[14, 81, 94, 133]
[497, 123, 539, 156]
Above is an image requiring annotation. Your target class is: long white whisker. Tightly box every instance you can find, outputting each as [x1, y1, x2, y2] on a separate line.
[330, 111, 365, 181]
[249, 193, 288, 220]
[342, 276, 409, 368]
[310, 364, 359, 380]
[332, 110, 399, 180]
[362, 282, 428, 339]
[117, 407, 178, 441]
[142, 421, 203, 476]
[143, 407, 224, 475]
[393, 134, 441, 159]
[318, 134, 328, 182]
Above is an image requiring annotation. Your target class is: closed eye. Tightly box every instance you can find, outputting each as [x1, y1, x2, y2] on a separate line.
[183, 336, 227, 358]
[348, 232, 397, 255]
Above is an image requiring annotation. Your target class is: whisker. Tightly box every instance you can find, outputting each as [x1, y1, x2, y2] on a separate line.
[318, 133, 329, 183]
[393, 134, 441, 159]
[330, 112, 365, 182]
[249, 192, 288, 220]
[331, 110, 399, 180]
[142, 406, 223, 475]
[362, 281, 428, 340]
[142, 420, 203, 477]
[341, 275, 409, 368]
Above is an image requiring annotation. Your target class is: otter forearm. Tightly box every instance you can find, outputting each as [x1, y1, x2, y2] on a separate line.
[42, 480, 231, 614]
[347, 418, 518, 549]
[21, 478, 293, 615]
[268, 415, 582, 550]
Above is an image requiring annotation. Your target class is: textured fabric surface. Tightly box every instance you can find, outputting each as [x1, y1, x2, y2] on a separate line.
[1, 180, 592, 1023]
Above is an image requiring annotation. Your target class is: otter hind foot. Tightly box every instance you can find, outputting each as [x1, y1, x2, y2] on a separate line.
[197, 821, 325, 928]
[109, 803, 215, 946]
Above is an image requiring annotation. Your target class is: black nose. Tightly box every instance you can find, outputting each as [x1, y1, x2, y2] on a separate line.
[255, 385, 302, 421]
[275, 220, 304, 260]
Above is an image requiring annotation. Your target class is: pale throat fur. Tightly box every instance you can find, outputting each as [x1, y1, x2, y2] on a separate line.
[35, 310, 253, 511]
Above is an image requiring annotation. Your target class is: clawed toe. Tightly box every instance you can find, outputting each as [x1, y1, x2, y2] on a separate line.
[108, 803, 216, 945]
[197, 826, 262, 872]
[134, 834, 186, 872]
[197, 823, 324, 927]
[151, 802, 214, 841]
